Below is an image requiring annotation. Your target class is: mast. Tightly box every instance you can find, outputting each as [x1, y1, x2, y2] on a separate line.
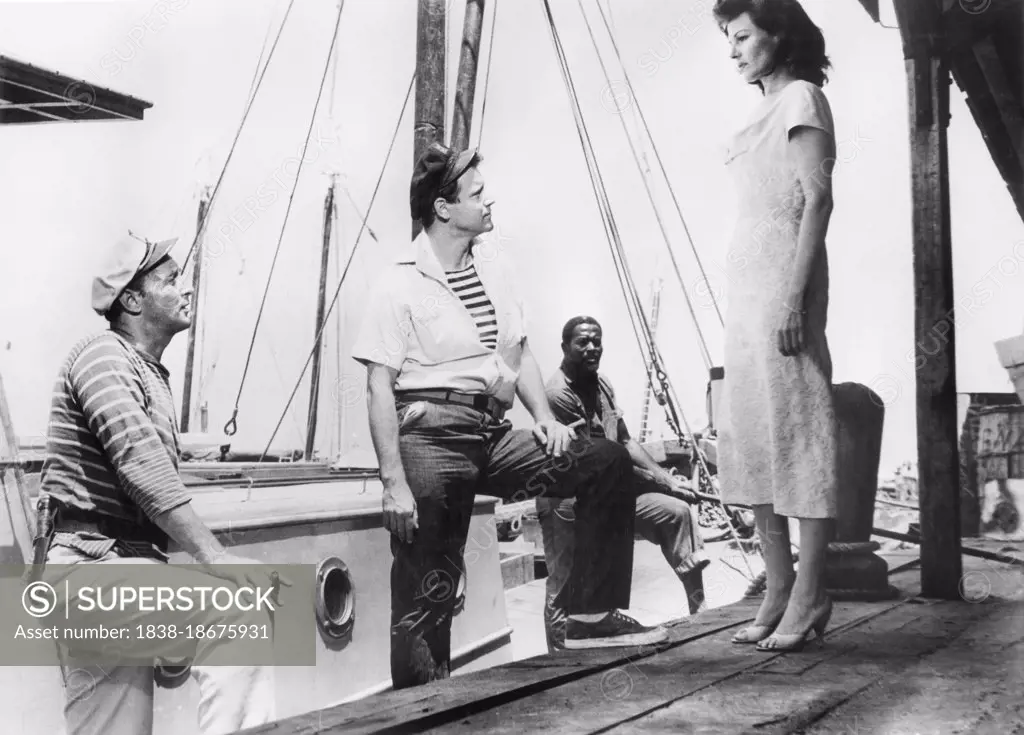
[412, 0, 447, 239]
[451, 0, 485, 151]
[180, 188, 210, 433]
[305, 176, 337, 461]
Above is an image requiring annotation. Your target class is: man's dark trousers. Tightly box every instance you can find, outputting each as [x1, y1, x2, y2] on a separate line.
[390, 398, 636, 689]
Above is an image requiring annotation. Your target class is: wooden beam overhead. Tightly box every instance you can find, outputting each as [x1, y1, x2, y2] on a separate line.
[0, 54, 151, 125]
[972, 37, 1024, 175]
[856, 0, 880, 23]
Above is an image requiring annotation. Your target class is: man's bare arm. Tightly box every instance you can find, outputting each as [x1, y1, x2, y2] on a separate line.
[515, 343, 557, 423]
[366, 362, 407, 490]
[515, 342, 576, 456]
[152, 504, 227, 563]
[366, 362, 417, 542]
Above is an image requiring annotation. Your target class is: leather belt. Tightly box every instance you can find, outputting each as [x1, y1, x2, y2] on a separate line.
[54, 507, 164, 548]
[397, 389, 506, 421]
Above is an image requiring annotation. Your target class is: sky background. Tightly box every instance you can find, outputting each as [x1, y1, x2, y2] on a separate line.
[1, 0, 1023, 476]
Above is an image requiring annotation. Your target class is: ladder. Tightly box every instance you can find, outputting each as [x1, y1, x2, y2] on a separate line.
[637, 278, 663, 444]
[0, 371, 36, 565]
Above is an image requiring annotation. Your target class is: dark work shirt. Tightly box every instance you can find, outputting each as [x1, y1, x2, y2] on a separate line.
[544, 366, 630, 444]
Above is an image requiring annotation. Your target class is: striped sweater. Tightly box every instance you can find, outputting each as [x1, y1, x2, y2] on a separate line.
[40, 331, 191, 553]
[446, 263, 498, 350]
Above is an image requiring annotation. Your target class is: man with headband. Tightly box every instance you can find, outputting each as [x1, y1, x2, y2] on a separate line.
[353, 143, 668, 690]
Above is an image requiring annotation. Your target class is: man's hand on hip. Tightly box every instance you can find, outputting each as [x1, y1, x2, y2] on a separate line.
[533, 419, 578, 457]
[383, 481, 419, 544]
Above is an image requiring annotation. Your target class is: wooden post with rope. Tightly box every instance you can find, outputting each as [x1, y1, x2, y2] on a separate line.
[451, 0, 485, 152]
[894, 0, 962, 599]
[412, 0, 447, 240]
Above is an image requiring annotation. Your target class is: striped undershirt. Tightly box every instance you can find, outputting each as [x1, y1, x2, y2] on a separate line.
[40, 330, 191, 558]
[447, 262, 498, 350]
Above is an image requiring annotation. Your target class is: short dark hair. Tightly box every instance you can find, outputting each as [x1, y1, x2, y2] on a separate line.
[713, 0, 831, 88]
[104, 256, 168, 324]
[561, 316, 602, 345]
[410, 145, 484, 229]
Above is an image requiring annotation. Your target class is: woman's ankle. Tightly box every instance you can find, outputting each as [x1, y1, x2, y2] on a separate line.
[764, 580, 795, 598]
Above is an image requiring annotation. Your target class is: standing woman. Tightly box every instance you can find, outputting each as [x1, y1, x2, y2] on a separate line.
[713, 0, 838, 652]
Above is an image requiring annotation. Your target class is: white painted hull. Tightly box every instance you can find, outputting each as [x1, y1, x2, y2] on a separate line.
[2, 469, 513, 734]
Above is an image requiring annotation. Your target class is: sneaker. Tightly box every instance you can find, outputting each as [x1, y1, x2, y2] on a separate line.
[564, 611, 669, 649]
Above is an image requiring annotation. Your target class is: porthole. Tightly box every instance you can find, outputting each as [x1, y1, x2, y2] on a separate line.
[315, 557, 356, 640]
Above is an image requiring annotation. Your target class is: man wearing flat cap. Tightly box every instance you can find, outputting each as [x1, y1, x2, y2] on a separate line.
[353, 143, 667, 690]
[37, 233, 276, 734]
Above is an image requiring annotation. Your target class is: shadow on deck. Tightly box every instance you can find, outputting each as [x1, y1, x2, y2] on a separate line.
[244, 545, 1024, 735]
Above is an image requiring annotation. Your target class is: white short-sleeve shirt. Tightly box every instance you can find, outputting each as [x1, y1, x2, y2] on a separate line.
[352, 230, 528, 407]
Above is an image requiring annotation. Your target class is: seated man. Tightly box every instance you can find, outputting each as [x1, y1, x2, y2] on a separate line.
[538, 316, 711, 650]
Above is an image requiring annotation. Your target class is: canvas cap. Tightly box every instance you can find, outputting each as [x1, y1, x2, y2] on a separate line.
[409, 143, 479, 219]
[91, 232, 179, 316]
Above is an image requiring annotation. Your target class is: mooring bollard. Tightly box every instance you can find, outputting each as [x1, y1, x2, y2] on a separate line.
[825, 382, 899, 601]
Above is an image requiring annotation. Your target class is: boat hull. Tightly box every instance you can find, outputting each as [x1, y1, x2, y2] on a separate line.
[153, 477, 513, 731]
[2, 471, 512, 734]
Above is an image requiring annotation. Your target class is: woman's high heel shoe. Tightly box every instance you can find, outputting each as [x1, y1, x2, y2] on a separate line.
[755, 597, 833, 653]
[732, 594, 791, 644]
[732, 605, 787, 644]
[731, 623, 778, 645]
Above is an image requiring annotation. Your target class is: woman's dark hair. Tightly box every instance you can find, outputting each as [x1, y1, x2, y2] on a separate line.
[713, 0, 831, 87]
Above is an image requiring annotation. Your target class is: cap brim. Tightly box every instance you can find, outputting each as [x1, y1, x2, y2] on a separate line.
[139, 237, 178, 274]
[442, 148, 478, 188]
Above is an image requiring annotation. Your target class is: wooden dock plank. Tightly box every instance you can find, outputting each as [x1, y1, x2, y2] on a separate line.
[244, 553, 1020, 735]
[802, 598, 1024, 735]
[242, 602, 759, 734]
[620, 597, 1004, 734]
[424, 598, 914, 734]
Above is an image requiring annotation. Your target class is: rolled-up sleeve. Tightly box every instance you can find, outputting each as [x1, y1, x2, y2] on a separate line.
[69, 341, 190, 518]
[352, 272, 411, 371]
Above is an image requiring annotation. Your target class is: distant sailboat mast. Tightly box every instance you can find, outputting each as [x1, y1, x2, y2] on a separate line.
[306, 8, 343, 462]
[180, 187, 211, 433]
[305, 175, 337, 461]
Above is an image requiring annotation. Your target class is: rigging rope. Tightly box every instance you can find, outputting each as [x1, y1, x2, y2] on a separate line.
[182, 0, 297, 271]
[223, 0, 347, 437]
[475, 0, 499, 149]
[539, 0, 648, 403]
[258, 71, 416, 461]
[576, 0, 713, 370]
[540, 0, 681, 445]
[247, 0, 279, 104]
[593, 0, 725, 330]
[540, 0, 754, 578]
